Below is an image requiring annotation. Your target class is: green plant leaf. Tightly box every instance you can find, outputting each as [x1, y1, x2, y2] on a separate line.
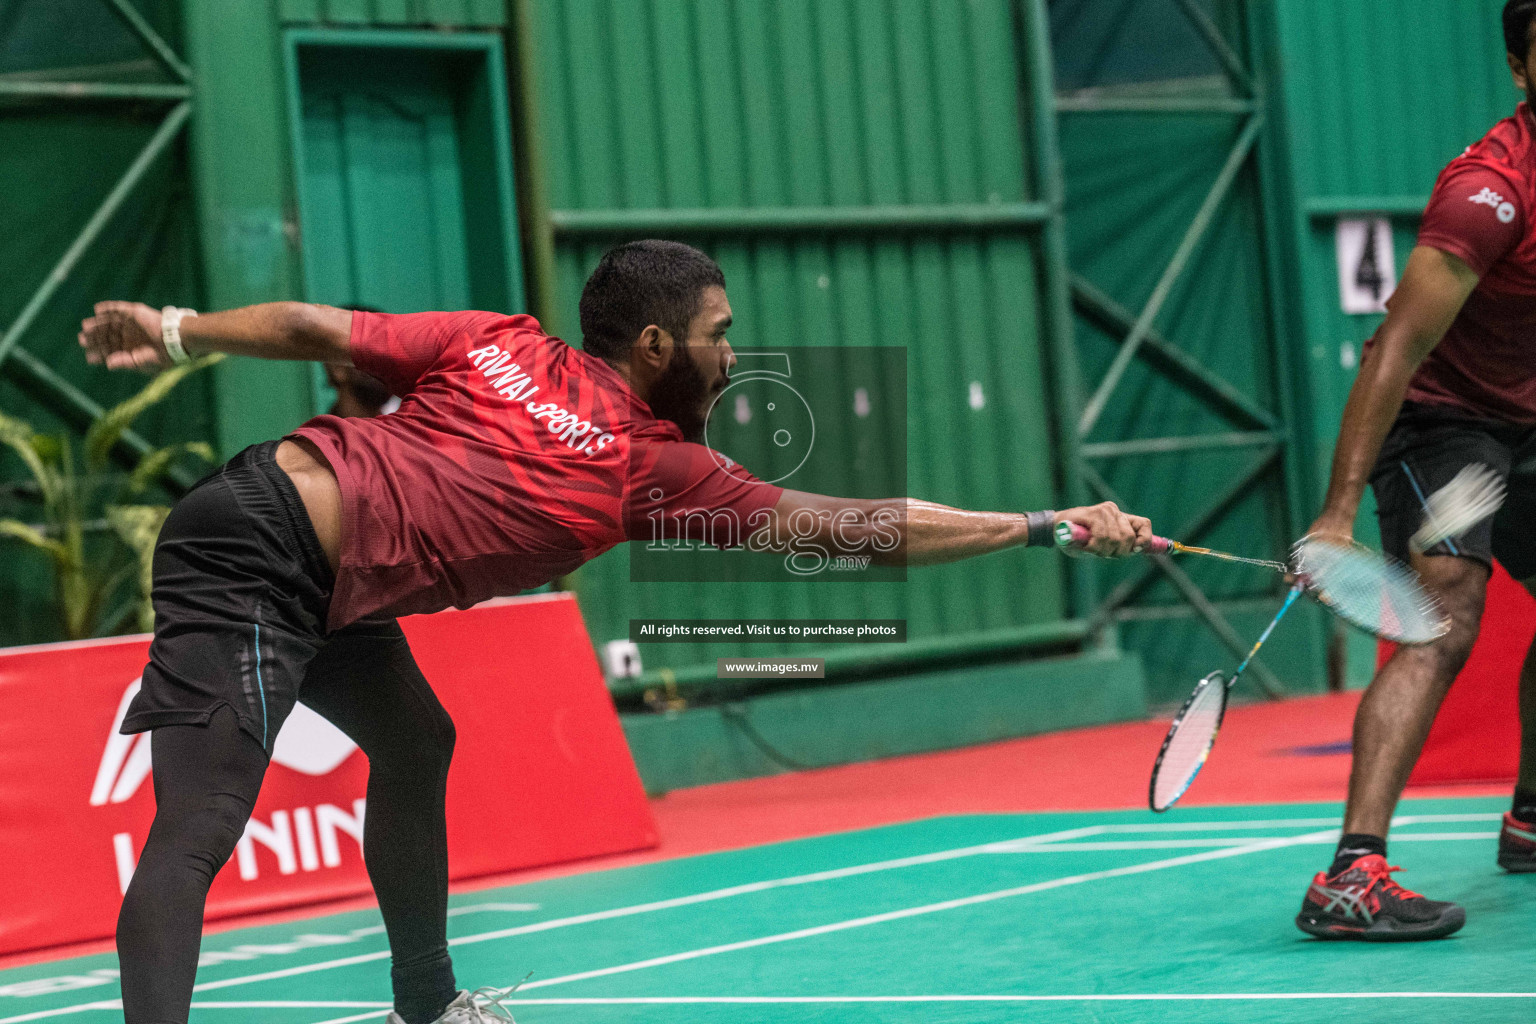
[85, 353, 224, 470]
[0, 518, 68, 561]
[0, 410, 56, 501]
[128, 441, 216, 496]
[106, 504, 170, 631]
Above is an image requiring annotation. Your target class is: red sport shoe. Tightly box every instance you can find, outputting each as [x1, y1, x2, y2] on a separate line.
[1295, 854, 1464, 941]
[1498, 812, 1536, 873]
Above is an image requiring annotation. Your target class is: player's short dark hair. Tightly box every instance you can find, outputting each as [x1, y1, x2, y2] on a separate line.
[1506, 0, 1536, 59]
[578, 240, 725, 361]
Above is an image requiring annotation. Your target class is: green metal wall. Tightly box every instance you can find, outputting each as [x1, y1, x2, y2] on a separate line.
[525, 0, 1071, 677]
[1268, 0, 1517, 684]
[0, 0, 211, 645]
[277, 0, 505, 25]
[1050, 0, 1324, 703]
[187, 0, 510, 457]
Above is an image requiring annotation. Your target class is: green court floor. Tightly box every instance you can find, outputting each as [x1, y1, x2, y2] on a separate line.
[3, 797, 1532, 1023]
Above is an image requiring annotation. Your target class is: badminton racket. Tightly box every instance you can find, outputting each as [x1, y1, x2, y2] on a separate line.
[1148, 583, 1304, 812]
[1054, 522, 1449, 645]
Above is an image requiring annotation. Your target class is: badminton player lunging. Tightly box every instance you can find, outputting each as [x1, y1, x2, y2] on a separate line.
[1295, 0, 1536, 942]
[80, 239, 1153, 1023]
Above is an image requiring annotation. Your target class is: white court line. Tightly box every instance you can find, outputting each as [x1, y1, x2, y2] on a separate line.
[3, 813, 1497, 1024]
[346, 902, 543, 939]
[0, 823, 1107, 1024]
[447, 902, 540, 917]
[0, 1005, 118, 1024]
[1081, 812, 1502, 836]
[304, 830, 1336, 1024]
[191, 1002, 392, 1009]
[507, 831, 1336, 993]
[992, 832, 1500, 852]
[153, 992, 1536, 1014]
[494, 992, 1534, 1004]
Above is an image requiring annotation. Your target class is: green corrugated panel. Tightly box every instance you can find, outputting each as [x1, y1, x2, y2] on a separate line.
[280, 0, 323, 22]
[0, 0, 212, 645]
[1268, 0, 1516, 686]
[1278, 0, 1506, 202]
[370, 0, 415, 24]
[1273, 0, 1513, 502]
[278, 0, 504, 26]
[321, 0, 372, 23]
[529, 0, 1063, 675]
[1053, 2, 1325, 703]
[472, 0, 506, 27]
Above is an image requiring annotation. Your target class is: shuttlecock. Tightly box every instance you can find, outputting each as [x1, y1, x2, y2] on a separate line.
[1410, 463, 1506, 552]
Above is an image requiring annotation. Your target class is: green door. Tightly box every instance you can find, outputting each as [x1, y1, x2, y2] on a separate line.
[285, 32, 524, 404]
[297, 62, 473, 311]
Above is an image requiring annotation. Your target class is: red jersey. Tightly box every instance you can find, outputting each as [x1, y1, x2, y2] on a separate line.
[1398, 102, 1536, 422]
[293, 311, 782, 630]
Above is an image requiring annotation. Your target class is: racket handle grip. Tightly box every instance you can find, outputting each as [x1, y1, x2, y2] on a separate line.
[1053, 521, 1171, 554]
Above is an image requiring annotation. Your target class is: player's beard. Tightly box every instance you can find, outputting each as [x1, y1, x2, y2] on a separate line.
[648, 345, 719, 443]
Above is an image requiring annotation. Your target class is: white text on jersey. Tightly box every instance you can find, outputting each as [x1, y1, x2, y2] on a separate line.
[467, 344, 616, 456]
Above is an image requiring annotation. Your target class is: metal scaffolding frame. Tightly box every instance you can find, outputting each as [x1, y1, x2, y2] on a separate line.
[1046, 0, 1295, 697]
[0, 0, 195, 487]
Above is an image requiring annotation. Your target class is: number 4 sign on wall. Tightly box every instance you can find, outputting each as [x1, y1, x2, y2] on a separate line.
[1336, 217, 1397, 314]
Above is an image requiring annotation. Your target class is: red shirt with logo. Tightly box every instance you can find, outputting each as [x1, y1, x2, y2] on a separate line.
[1397, 102, 1536, 422]
[293, 311, 782, 630]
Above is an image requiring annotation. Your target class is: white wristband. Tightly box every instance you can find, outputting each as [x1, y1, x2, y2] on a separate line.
[160, 306, 197, 365]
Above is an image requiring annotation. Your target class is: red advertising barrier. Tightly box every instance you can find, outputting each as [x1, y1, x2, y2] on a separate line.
[1393, 562, 1536, 785]
[0, 593, 656, 956]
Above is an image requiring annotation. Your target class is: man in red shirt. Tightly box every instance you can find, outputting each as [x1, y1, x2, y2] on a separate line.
[81, 239, 1152, 1022]
[1294, 0, 1536, 942]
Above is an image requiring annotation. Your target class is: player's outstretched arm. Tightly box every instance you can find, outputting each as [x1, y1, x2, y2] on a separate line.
[763, 490, 1152, 565]
[80, 301, 353, 371]
[1310, 246, 1479, 540]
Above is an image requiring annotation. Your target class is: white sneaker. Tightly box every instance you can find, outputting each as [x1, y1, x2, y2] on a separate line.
[386, 988, 517, 1023]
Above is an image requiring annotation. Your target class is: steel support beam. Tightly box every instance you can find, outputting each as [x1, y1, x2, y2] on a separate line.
[1114, 595, 1284, 622]
[0, 81, 191, 100]
[1077, 113, 1264, 437]
[1071, 273, 1277, 432]
[104, 0, 191, 82]
[550, 202, 1052, 238]
[4, 348, 196, 489]
[1055, 95, 1256, 114]
[1304, 195, 1427, 218]
[1021, 0, 1099, 621]
[1175, 0, 1255, 97]
[1092, 447, 1281, 617]
[1082, 430, 1281, 459]
[1083, 464, 1283, 698]
[610, 619, 1092, 701]
[0, 101, 191, 367]
[0, 1, 195, 495]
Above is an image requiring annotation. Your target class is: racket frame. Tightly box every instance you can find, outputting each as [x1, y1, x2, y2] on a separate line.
[1148, 582, 1305, 812]
[1148, 669, 1230, 812]
[1291, 534, 1450, 645]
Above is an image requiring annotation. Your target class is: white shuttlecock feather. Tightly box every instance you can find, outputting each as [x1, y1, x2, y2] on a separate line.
[1410, 463, 1506, 552]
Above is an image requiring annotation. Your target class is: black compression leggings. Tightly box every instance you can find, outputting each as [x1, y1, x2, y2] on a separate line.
[117, 629, 458, 1024]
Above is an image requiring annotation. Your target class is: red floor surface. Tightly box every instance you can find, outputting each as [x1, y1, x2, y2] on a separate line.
[637, 689, 1508, 860]
[5, 690, 1510, 968]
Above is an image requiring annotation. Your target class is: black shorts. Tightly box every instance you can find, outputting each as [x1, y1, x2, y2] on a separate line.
[1371, 402, 1536, 580]
[123, 440, 403, 754]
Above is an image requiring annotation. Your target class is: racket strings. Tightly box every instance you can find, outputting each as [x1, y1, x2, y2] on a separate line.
[1151, 676, 1227, 810]
[1292, 537, 1449, 645]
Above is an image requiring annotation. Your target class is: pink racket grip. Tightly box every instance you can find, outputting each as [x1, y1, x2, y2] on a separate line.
[1054, 521, 1171, 554]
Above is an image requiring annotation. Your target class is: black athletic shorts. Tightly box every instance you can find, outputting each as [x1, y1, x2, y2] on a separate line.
[1370, 401, 1536, 581]
[121, 439, 347, 754]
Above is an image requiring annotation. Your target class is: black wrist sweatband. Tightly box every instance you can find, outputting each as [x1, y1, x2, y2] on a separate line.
[1026, 510, 1058, 548]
